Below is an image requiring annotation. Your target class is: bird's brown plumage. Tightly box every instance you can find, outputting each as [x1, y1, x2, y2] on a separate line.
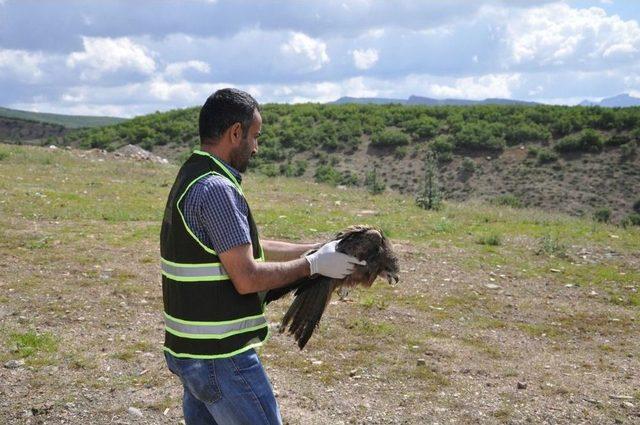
[265, 225, 400, 349]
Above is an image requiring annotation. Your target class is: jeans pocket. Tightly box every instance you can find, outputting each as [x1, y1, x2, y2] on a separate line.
[229, 349, 260, 374]
[174, 357, 222, 404]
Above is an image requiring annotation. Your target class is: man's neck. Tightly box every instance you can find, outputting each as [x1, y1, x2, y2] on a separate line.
[200, 144, 233, 164]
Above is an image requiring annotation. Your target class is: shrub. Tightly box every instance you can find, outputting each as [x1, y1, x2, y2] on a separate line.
[394, 146, 408, 159]
[477, 233, 501, 246]
[620, 141, 637, 159]
[460, 157, 476, 174]
[431, 135, 454, 153]
[491, 194, 522, 208]
[314, 164, 342, 185]
[536, 235, 568, 258]
[371, 129, 410, 147]
[593, 208, 611, 223]
[554, 129, 603, 153]
[258, 164, 279, 177]
[415, 152, 441, 210]
[504, 122, 551, 146]
[536, 148, 558, 164]
[606, 134, 631, 146]
[453, 122, 506, 151]
[403, 116, 439, 139]
[621, 213, 640, 227]
[364, 169, 386, 194]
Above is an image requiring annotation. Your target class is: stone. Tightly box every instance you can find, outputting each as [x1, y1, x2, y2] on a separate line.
[127, 406, 143, 417]
[417, 358, 426, 366]
[517, 381, 528, 390]
[4, 359, 25, 369]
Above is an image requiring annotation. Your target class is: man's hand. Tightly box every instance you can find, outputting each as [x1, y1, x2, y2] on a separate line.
[305, 240, 366, 279]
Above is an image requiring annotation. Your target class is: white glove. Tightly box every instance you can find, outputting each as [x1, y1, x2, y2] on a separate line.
[305, 240, 366, 279]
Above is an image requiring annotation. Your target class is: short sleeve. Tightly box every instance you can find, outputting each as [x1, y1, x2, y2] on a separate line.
[186, 176, 251, 254]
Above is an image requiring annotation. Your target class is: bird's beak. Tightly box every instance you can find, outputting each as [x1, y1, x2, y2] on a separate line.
[385, 273, 399, 285]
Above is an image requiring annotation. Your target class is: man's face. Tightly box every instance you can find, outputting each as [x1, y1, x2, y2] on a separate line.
[231, 110, 261, 173]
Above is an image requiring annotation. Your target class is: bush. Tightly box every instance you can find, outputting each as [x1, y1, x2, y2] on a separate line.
[491, 194, 522, 208]
[453, 122, 506, 151]
[431, 135, 454, 153]
[394, 146, 408, 159]
[364, 169, 386, 194]
[314, 165, 342, 185]
[621, 213, 640, 227]
[477, 233, 501, 246]
[258, 164, 279, 177]
[505, 122, 551, 146]
[620, 141, 637, 159]
[554, 129, 603, 153]
[593, 208, 611, 223]
[536, 148, 558, 164]
[371, 129, 410, 147]
[606, 134, 631, 147]
[460, 157, 476, 174]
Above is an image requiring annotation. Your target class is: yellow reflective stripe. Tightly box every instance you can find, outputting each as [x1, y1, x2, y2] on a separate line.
[163, 338, 266, 360]
[161, 271, 230, 282]
[165, 322, 268, 340]
[161, 258, 222, 267]
[164, 311, 266, 326]
[193, 150, 243, 195]
[176, 171, 218, 255]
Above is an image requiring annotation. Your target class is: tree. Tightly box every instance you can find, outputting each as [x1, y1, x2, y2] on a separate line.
[416, 152, 441, 210]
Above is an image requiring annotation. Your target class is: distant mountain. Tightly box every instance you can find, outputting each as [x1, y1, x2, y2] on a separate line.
[330, 96, 539, 106]
[0, 106, 127, 129]
[578, 94, 640, 108]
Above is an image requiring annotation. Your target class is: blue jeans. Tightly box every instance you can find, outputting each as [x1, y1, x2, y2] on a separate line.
[164, 350, 282, 425]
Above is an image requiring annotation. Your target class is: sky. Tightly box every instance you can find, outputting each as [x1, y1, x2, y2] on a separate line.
[1, 0, 639, 117]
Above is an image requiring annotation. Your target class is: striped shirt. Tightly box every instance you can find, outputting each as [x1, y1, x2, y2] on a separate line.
[181, 157, 252, 254]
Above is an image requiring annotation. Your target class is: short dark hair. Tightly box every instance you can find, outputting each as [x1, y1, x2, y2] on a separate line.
[199, 88, 260, 143]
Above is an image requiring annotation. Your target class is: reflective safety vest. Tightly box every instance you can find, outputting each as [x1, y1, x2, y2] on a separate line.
[160, 150, 268, 359]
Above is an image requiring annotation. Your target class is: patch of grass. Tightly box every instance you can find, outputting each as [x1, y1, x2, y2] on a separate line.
[4, 331, 59, 365]
[476, 233, 501, 246]
[113, 340, 154, 362]
[459, 336, 504, 359]
[347, 318, 395, 337]
[536, 234, 568, 258]
[358, 294, 389, 311]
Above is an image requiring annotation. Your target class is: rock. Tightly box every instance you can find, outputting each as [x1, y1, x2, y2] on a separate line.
[417, 358, 426, 366]
[4, 359, 25, 369]
[348, 369, 358, 377]
[127, 406, 143, 417]
[622, 401, 634, 408]
[485, 283, 500, 289]
[609, 395, 634, 400]
[517, 381, 528, 390]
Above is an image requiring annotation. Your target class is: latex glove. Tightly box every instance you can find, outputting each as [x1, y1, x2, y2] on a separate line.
[305, 240, 366, 279]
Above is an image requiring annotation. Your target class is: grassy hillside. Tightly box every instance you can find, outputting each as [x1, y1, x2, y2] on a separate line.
[0, 143, 638, 424]
[60, 104, 640, 222]
[0, 106, 126, 129]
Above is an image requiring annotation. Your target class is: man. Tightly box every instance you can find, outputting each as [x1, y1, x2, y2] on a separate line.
[160, 88, 363, 425]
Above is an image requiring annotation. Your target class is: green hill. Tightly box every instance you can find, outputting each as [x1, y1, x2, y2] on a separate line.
[60, 104, 640, 222]
[0, 106, 126, 129]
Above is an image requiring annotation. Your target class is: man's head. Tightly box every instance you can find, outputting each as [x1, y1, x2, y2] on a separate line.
[199, 88, 261, 172]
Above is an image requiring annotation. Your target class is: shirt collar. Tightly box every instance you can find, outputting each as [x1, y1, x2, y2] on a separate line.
[195, 149, 242, 184]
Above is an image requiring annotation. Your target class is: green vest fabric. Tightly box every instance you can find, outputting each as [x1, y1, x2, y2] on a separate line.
[160, 150, 268, 359]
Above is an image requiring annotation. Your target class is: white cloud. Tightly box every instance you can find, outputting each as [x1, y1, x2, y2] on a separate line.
[164, 60, 210, 79]
[427, 73, 521, 99]
[506, 3, 640, 67]
[0, 49, 45, 83]
[280, 32, 330, 71]
[66, 37, 156, 80]
[352, 48, 379, 70]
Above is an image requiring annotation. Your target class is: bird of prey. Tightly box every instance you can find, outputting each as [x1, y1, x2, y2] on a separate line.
[265, 225, 400, 349]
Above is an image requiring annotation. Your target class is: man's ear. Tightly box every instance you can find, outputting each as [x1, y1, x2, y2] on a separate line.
[230, 122, 243, 144]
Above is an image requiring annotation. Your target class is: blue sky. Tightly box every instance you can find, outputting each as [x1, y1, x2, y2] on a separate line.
[1, 0, 639, 117]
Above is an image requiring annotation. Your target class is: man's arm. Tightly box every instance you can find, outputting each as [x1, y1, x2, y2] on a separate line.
[260, 239, 322, 262]
[219, 242, 364, 295]
[219, 243, 311, 295]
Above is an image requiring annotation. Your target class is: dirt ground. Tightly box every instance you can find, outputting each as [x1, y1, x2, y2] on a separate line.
[1, 218, 638, 425]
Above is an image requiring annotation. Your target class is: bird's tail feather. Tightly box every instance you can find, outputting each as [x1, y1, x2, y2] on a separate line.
[280, 276, 334, 349]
